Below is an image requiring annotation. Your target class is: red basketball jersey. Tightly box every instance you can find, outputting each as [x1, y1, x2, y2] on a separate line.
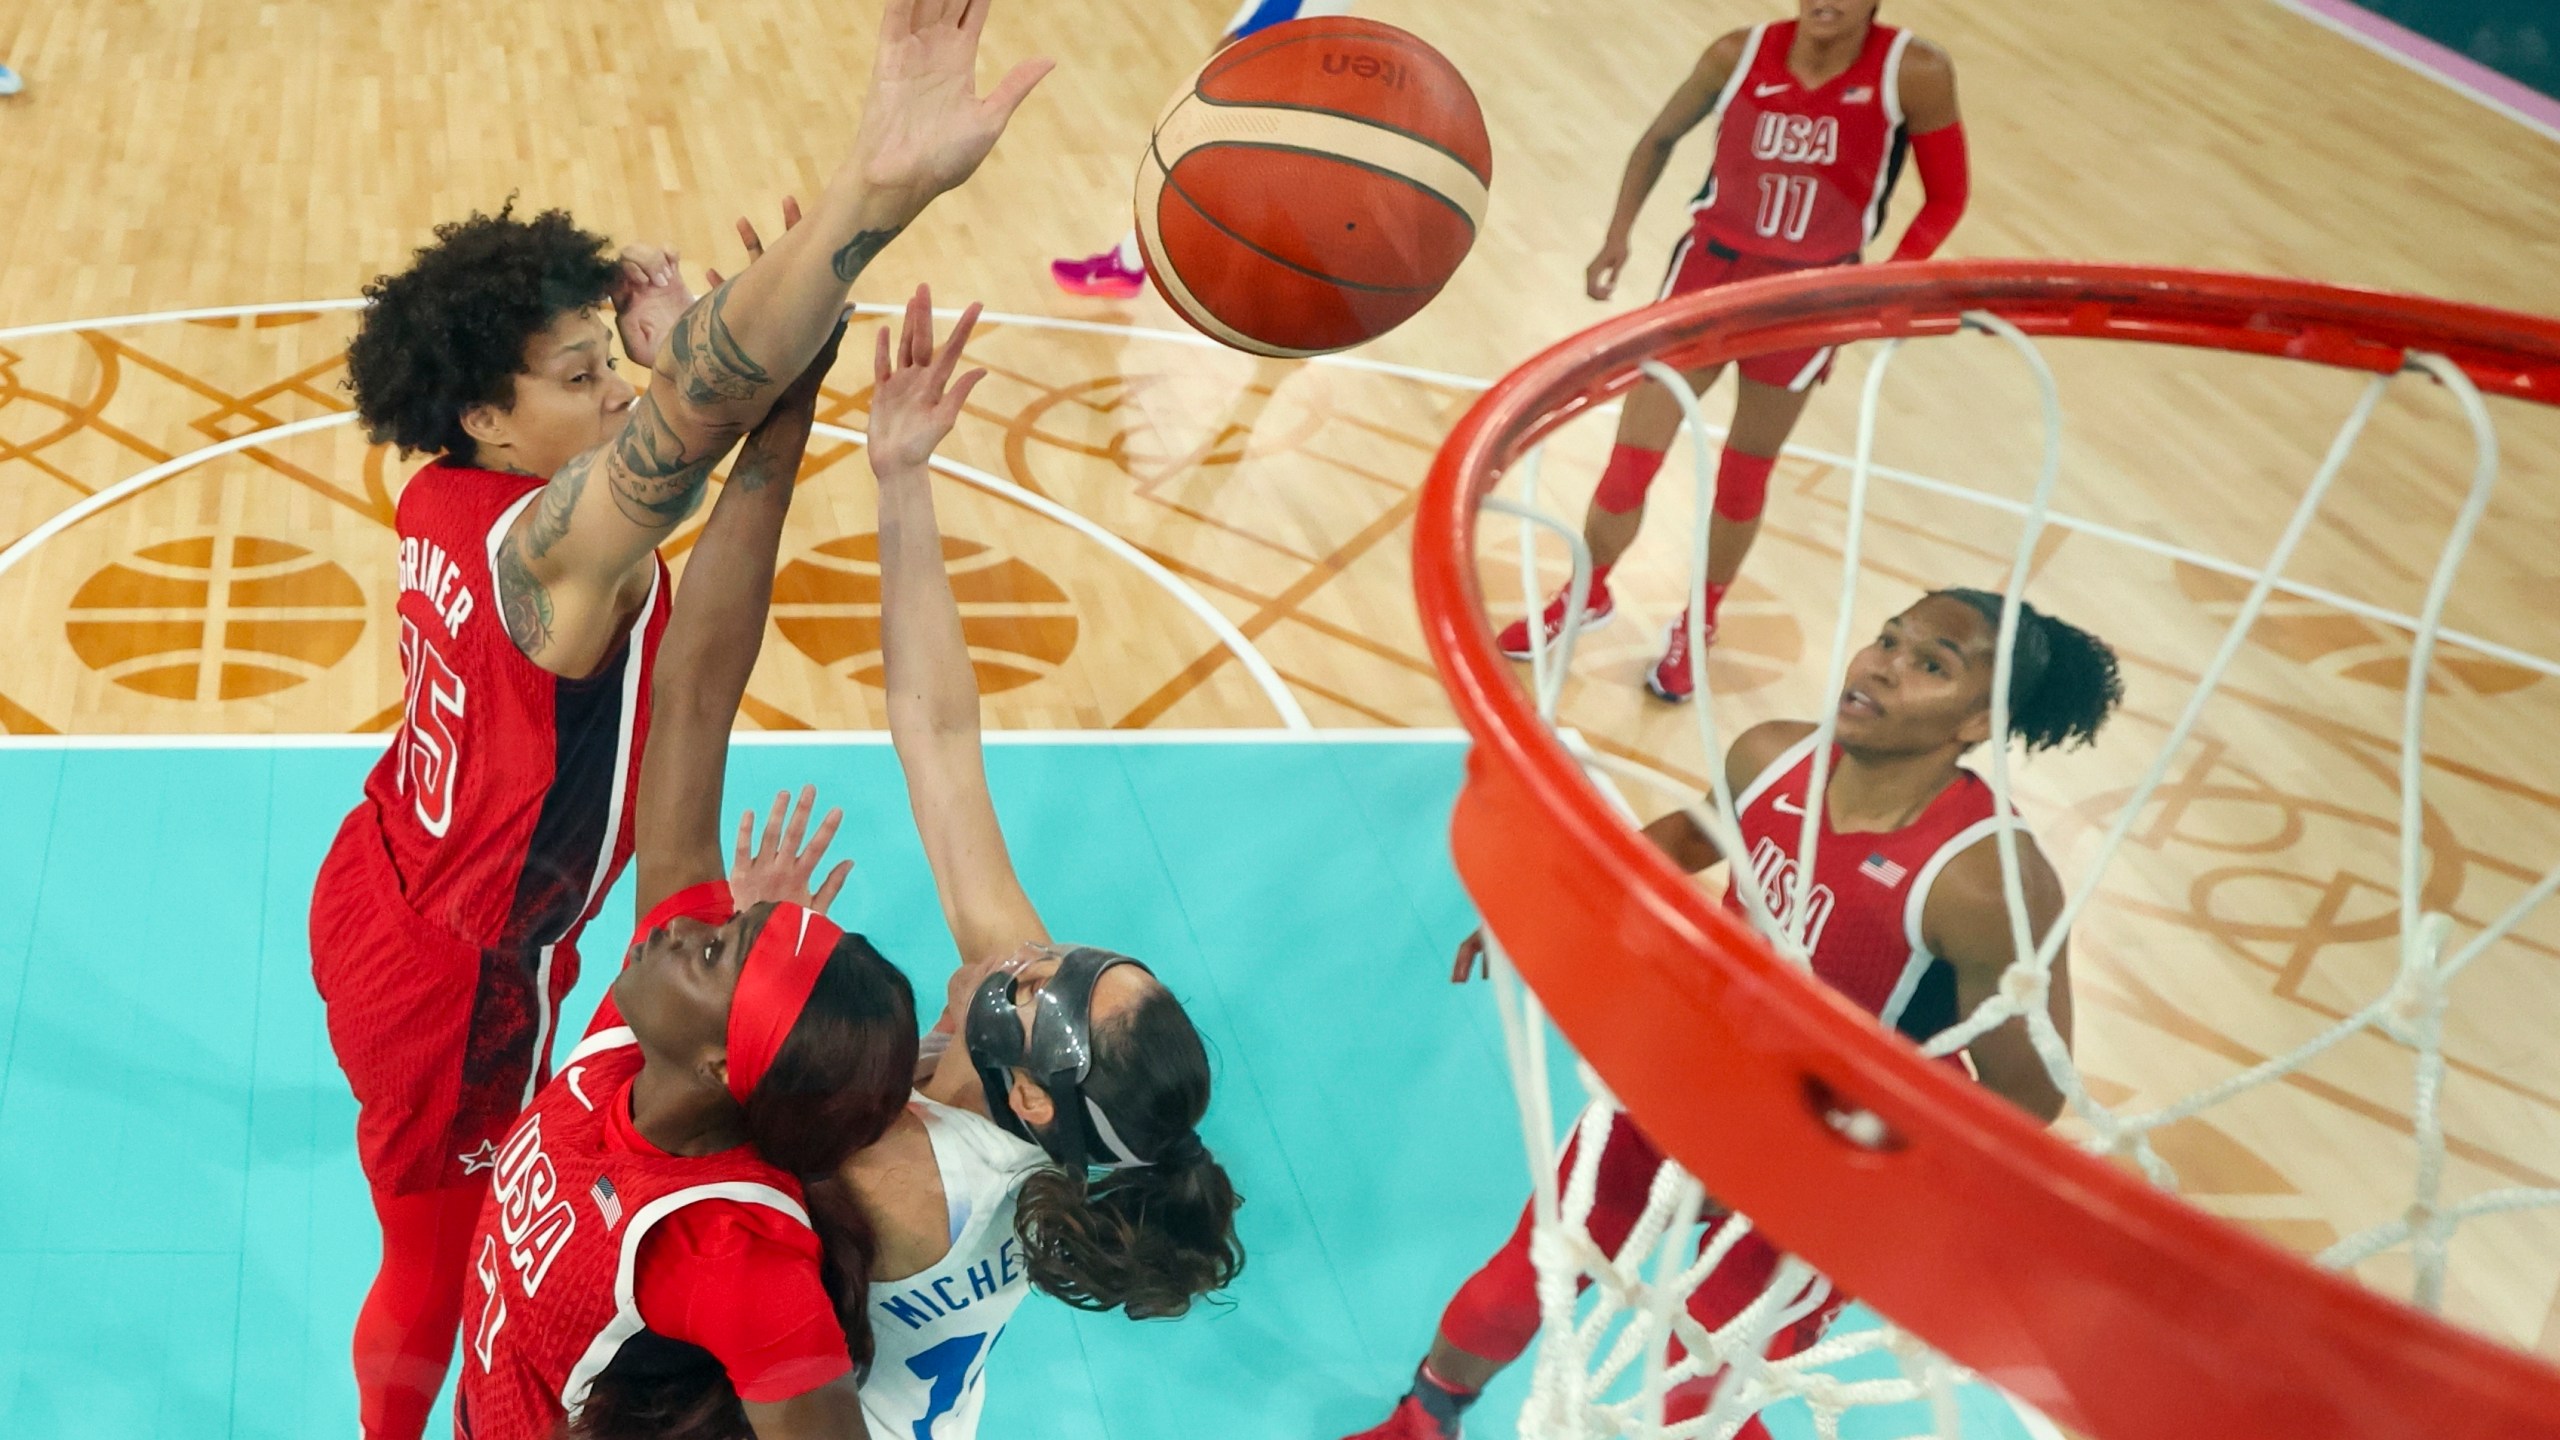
[456, 1033, 811, 1440]
[1721, 731, 2010, 1042]
[349, 462, 667, 1011]
[1691, 20, 1915, 263]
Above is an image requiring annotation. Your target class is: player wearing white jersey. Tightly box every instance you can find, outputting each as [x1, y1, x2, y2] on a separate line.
[843, 1094, 1043, 1440]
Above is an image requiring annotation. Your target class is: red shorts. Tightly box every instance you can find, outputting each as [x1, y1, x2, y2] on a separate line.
[309, 807, 586, 1195]
[1660, 226, 1850, 392]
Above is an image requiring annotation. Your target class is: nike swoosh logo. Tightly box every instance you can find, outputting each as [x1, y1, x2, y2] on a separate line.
[1754, 82, 1790, 97]
[1772, 795, 1806, 815]
[566, 1065, 594, 1110]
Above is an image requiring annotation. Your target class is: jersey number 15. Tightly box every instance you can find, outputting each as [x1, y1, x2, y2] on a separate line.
[396, 615, 467, 837]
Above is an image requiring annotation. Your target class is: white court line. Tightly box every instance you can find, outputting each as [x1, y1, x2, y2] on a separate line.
[0, 414, 351, 585]
[0, 728, 1467, 752]
[11, 299, 2558, 684]
[807, 422, 1310, 731]
[2258, 0, 2560, 148]
[0, 299, 1489, 390]
[0, 407, 1312, 732]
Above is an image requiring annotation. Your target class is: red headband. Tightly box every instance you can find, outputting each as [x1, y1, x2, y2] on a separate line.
[726, 903, 843, 1105]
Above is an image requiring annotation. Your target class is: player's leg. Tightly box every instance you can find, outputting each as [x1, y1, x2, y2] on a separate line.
[1498, 227, 1737, 660]
[1643, 368, 1816, 701]
[1342, 1110, 1666, 1440]
[352, 1182, 483, 1439]
[311, 826, 497, 1439]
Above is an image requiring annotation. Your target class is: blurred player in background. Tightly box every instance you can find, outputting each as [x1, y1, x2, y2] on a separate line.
[1049, 0, 1358, 299]
[1501, 0, 1970, 701]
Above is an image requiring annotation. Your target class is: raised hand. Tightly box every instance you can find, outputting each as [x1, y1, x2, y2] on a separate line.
[729, 785, 855, 914]
[865, 286, 985, 478]
[851, 0, 1054, 221]
[612, 244, 694, 369]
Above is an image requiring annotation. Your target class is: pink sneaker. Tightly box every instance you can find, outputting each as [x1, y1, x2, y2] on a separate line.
[1495, 585, 1613, 660]
[1645, 608, 1716, 702]
[1050, 248, 1146, 300]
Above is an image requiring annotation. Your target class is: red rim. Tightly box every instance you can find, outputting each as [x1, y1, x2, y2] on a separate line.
[1414, 261, 2560, 1440]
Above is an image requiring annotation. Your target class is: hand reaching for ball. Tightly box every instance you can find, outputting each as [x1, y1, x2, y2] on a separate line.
[865, 285, 985, 481]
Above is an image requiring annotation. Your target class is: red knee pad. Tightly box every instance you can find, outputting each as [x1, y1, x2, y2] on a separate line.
[1592, 444, 1669, 514]
[1712, 450, 1777, 523]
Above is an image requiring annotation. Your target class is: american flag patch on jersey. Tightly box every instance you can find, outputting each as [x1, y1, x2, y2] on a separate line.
[1860, 853, 1908, 887]
[592, 1175, 624, 1228]
[1842, 85, 1875, 104]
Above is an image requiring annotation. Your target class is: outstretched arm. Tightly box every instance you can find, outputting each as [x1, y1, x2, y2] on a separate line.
[865, 290, 1051, 968]
[494, 1, 1050, 678]
[1585, 29, 1748, 300]
[630, 318, 852, 919]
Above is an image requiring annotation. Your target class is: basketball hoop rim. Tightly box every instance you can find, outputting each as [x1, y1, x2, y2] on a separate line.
[1414, 260, 2560, 1440]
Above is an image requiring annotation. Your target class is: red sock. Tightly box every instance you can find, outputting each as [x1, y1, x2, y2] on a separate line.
[1588, 562, 1614, 602]
[1702, 582, 1729, 628]
[354, 1182, 483, 1440]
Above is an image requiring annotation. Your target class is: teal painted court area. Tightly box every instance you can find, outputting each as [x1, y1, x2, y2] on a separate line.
[0, 736, 2031, 1440]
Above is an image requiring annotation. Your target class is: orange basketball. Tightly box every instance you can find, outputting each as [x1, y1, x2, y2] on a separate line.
[1135, 17, 1493, 358]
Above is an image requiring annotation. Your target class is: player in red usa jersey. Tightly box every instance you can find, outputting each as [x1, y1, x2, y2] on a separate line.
[1346, 589, 2123, 1440]
[307, 7, 1051, 1435]
[1498, 0, 1972, 702]
[457, 298, 923, 1440]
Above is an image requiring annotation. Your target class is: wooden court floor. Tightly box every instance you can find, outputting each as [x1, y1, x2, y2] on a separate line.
[5, 0, 2560, 1378]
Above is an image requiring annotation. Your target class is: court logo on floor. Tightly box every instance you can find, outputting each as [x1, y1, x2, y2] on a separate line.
[65, 534, 366, 700]
[771, 532, 1078, 693]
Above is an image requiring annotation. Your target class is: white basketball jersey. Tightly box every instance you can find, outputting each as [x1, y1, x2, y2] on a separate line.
[860, 1096, 1047, 1440]
[1222, 0, 1356, 41]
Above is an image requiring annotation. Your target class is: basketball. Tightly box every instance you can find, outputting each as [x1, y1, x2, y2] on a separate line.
[1134, 17, 1493, 358]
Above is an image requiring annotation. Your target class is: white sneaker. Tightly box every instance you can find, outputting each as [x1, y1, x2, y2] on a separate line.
[0, 66, 23, 97]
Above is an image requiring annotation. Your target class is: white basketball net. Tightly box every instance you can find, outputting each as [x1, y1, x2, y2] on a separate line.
[1479, 313, 2560, 1440]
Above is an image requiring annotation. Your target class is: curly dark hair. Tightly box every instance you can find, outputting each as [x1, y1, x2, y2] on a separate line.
[1932, 589, 2125, 753]
[344, 203, 619, 467]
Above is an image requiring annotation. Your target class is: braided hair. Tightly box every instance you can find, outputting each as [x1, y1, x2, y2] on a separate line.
[1930, 589, 2123, 754]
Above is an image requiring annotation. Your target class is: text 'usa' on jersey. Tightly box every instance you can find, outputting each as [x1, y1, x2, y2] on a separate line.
[1691, 20, 1915, 264]
[360, 461, 669, 955]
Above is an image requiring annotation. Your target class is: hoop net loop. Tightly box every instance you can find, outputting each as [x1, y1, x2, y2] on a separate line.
[1415, 261, 2560, 1440]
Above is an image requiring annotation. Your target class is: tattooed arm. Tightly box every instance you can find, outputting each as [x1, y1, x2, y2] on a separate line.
[632, 318, 849, 915]
[492, 0, 1047, 676]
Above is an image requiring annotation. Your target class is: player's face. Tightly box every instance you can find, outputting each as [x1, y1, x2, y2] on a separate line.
[1797, 0, 1880, 44]
[615, 901, 781, 1072]
[468, 309, 638, 477]
[995, 949, 1160, 1126]
[1834, 597, 1997, 755]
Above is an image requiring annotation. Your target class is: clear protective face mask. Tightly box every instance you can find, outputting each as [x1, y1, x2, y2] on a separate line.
[964, 945, 1158, 1173]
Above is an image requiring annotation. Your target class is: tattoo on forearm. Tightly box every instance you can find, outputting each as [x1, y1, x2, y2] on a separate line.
[607, 398, 720, 527]
[666, 284, 771, 407]
[494, 531, 554, 656]
[831, 227, 903, 283]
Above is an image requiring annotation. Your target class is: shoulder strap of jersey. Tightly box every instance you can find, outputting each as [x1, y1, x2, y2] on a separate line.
[559, 1179, 813, 1413]
[1878, 25, 1916, 131]
[1711, 23, 1771, 116]
[1733, 728, 1824, 814]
